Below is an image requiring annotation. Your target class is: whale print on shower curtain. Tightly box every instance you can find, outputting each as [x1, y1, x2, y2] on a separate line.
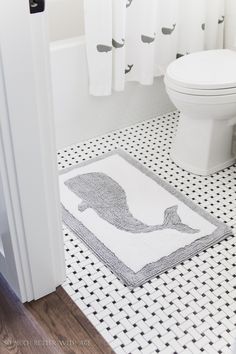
[84, 0, 225, 96]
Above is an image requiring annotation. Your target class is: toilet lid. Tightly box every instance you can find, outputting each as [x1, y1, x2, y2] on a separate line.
[166, 49, 236, 90]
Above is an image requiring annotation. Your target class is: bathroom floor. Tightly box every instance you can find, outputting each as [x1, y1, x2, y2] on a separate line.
[58, 111, 236, 354]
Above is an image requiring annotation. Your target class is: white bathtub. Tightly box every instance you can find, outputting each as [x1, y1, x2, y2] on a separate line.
[48, 0, 174, 150]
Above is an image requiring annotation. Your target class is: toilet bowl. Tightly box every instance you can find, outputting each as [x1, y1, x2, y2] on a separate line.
[164, 49, 236, 176]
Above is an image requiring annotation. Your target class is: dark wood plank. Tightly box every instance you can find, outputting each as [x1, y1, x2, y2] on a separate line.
[56, 287, 115, 354]
[0, 274, 114, 354]
[0, 274, 60, 354]
[25, 291, 104, 354]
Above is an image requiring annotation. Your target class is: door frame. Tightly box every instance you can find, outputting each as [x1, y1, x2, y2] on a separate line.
[0, 0, 65, 302]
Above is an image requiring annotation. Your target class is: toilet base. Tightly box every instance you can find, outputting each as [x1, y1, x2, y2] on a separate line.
[171, 113, 236, 176]
[171, 153, 235, 176]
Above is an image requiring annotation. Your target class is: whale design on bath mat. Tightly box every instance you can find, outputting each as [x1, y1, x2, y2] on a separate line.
[65, 172, 199, 234]
[162, 24, 176, 35]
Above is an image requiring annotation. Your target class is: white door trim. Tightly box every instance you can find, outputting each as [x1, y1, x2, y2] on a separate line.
[0, 54, 32, 301]
[0, 0, 65, 302]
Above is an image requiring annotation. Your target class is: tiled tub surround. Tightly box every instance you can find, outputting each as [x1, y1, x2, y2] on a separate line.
[58, 111, 236, 354]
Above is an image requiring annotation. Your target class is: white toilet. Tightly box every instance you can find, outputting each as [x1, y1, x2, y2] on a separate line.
[165, 49, 236, 176]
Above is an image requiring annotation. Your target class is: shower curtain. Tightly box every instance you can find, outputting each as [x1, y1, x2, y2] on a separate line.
[84, 0, 225, 96]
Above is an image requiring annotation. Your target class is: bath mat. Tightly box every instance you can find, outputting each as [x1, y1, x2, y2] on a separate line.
[59, 150, 232, 288]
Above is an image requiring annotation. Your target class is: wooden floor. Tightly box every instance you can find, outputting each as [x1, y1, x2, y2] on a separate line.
[0, 274, 114, 354]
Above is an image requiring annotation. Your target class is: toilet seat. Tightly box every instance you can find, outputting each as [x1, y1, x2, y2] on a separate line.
[164, 76, 236, 96]
[166, 49, 236, 94]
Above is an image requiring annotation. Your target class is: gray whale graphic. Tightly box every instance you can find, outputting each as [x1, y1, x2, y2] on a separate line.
[125, 64, 133, 74]
[141, 34, 155, 44]
[65, 172, 199, 234]
[126, 0, 133, 8]
[176, 52, 189, 59]
[112, 38, 125, 49]
[162, 24, 176, 35]
[218, 16, 225, 24]
[97, 44, 112, 53]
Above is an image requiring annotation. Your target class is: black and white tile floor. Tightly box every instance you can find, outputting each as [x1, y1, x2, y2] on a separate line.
[58, 111, 236, 354]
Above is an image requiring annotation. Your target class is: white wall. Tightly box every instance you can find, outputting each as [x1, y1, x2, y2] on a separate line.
[47, 0, 84, 41]
[225, 0, 236, 48]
